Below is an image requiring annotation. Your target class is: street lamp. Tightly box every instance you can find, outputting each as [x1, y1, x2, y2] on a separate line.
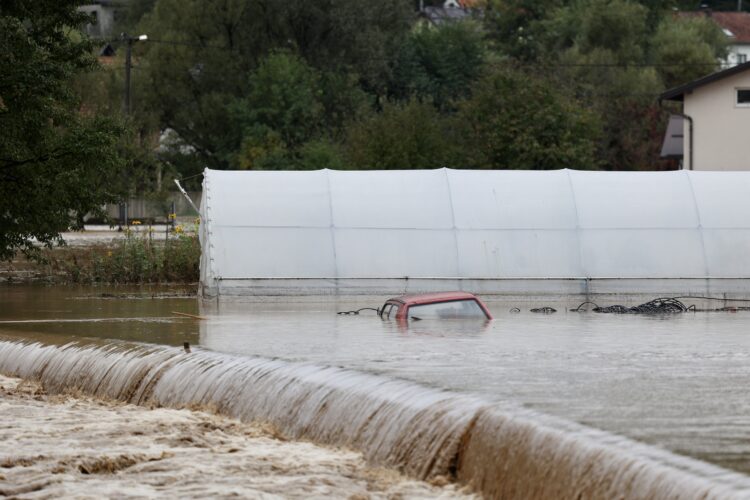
[119, 33, 147, 229]
[121, 33, 148, 115]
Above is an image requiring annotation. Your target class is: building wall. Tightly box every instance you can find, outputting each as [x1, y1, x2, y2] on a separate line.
[724, 43, 750, 67]
[683, 70, 750, 171]
[91, 192, 202, 222]
[78, 4, 117, 39]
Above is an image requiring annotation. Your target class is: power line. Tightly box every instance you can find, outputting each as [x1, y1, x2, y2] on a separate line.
[489, 60, 722, 68]
[144, 38, 230, 50]
[105, 37, 728, 70]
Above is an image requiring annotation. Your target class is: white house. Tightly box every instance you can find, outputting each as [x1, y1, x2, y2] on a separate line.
[709, 12, 750, 67]
[660, 61, 750, 171]
[78, 1, 122, 39]
[681, 11, 750, 67]
[417, 0, 478, 26]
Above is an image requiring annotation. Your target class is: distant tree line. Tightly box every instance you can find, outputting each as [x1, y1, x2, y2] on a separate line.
[80, 0, 726, 191]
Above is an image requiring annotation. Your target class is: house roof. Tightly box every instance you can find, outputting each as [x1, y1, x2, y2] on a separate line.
[679, 11, 750, 43]
[679, 10, 750, 43]
[709, 12, 750, 43]
[659, 60, 750, 102]
[418, 6, 472, 25]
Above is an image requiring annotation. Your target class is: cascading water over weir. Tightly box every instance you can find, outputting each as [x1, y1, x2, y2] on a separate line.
[2, 340, 750, 499]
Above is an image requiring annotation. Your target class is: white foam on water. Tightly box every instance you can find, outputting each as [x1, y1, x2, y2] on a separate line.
[1, 340, 749, 499]
[0, 375, 467, 499]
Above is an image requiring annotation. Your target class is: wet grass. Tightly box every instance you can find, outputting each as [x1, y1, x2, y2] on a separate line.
[4, 233, 200, 285]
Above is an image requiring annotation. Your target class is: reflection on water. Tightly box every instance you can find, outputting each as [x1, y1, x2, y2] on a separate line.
[2, 285, 750, 476]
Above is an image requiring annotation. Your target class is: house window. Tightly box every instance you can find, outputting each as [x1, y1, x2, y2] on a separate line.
[738, 54, 748, 65]
[738, 89, 750, 107]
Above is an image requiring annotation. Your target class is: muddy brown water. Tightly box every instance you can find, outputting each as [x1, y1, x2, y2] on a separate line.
[2, 285, 750, 498]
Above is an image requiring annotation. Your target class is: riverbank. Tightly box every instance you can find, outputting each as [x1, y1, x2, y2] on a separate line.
[0, 229, 199, 285]
[0, 374, 471, 498]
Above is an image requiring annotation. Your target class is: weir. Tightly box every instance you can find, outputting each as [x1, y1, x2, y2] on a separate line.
[1, 340, 749, 499]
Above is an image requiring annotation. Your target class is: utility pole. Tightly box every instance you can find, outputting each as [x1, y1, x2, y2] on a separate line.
[124, 35, 132, 115]
[739, 0, 743, 12]
[119, 33, 147, 230]
[121, 33, 147, 115]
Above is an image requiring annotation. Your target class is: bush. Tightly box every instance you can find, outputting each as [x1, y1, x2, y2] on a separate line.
[49, 232, 200, 284]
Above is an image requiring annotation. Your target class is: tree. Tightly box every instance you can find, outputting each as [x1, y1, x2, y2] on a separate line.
[74, 52, 165, 193]
[455, 65, 601, 170]
[540, 0, 651, 64]
[391, 21, 487, 110]
[521, 0, 722, 169]
[650, 15, 726, 88]
[235, 51, 325, 150]
[230, 51, 359, 170]
[0, 0, 127, 260]
[482, 0, 565, 61]
[297, 140, 347, 171]
[116, 0, 157, 32]
[345, 99, 459, 169]
[136, 0, 413, 170]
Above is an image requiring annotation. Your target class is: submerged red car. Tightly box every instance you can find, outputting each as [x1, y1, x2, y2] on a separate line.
[380, 292, 493, 321]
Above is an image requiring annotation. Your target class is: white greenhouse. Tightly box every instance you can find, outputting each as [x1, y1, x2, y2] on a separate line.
[198, 168, 750, 298]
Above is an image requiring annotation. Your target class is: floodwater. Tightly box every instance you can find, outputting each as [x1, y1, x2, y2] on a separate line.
[0, 374, 469, 499]
[201, 301, 750, 475]
[0, 285, 200, 346]
[3, 285, 750, 496]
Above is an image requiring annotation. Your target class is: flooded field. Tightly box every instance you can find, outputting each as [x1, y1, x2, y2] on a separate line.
[2, 285, 750, 497]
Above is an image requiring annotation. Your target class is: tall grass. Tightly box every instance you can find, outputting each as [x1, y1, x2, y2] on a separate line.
[46, 233, 200, 284]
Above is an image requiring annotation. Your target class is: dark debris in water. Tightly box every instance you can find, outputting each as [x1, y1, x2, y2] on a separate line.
[571, 298, 691, 314]
[530, 307, 557, 314]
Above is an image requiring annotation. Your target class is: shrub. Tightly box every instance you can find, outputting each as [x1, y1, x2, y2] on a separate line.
[49, 232, 200, 284]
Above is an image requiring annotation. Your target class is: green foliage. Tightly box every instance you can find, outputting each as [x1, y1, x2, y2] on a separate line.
[53, 232, 201, 284]
[345, 99, 459, 169]
[392, 21, 487, 109]
[650, 16, 726, 88]
[236, 51, 325, 149]
[116, 0, 158, 32]
[235, 126, 289, 170]
[229, 52, 354, 170]
[456, 66, 601, 170]
[70, 0, 739, 184]
[72, 42, 167, 193]
[319, 71, 372, 137]
[7, 0, 742, 265]
[540, 0, 650, 64]
[0, 0, 127, 260]
[297, 140, 347, 170]
[136, 0, 412, 170]
[488, 0, 726, 170]
[483, 0, 565, 60]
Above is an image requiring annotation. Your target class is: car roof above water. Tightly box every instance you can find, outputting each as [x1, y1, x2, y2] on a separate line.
[387, 291, 482, 306]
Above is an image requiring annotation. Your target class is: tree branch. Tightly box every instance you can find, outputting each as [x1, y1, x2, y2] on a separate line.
[0, 149, 74, 169]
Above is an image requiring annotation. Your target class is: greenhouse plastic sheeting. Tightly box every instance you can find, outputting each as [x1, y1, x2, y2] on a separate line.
[199, 168, 750, 297]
